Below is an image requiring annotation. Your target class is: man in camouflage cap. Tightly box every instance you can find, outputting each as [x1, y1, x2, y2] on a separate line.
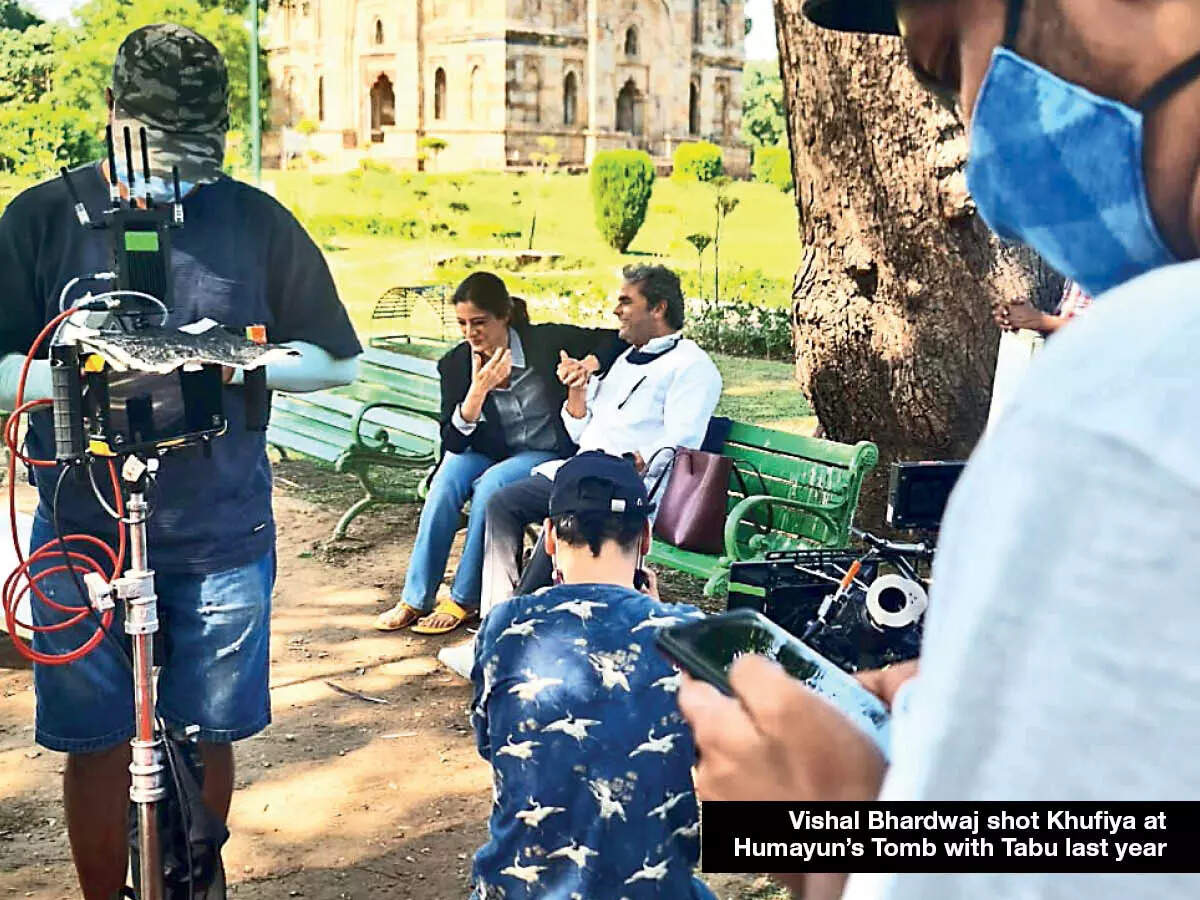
[108, 23, 229, 194]
[0, 21, 363, 900]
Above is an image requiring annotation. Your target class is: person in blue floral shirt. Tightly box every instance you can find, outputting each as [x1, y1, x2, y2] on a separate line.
[469, 452, 713, 899]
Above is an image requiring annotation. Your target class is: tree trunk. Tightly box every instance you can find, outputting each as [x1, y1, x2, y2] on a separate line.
[773, 4, 1061, 522]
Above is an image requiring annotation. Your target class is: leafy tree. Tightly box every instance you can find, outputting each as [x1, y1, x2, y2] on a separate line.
[753, 145, 793, 193]
[673, 141, 723, 182]
[741, 60, 785, 149]
[0, 23, 58, 105]
[590, 150, 655, 253]
[419, 135, 448, 169]
[686, 232, 712, 289]
[0, 0, 40, 31]
[711, 177, 740, 303]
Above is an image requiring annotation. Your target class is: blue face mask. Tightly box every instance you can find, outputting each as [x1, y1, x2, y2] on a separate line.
[965, 3, 1200, 297]
[113, 169, 196, 204]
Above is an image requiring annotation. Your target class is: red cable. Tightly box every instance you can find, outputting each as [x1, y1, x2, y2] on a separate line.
[4, 307, 126, 665]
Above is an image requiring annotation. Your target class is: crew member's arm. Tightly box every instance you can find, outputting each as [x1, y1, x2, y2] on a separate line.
[0, 354, 52, 410]
[264, 199, 362, 392]
[229, 341, 358, 392]
[0, 193, 44, 411]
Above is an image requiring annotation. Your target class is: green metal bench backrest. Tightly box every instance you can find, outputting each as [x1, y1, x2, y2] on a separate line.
[345, 346, 443, 416]
[721, 421, 879, 549]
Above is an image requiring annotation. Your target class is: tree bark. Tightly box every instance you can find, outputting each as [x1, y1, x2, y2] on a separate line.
[773, 4, 1061, 520]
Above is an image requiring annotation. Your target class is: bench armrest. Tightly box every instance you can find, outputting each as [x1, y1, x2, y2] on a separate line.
[723, 494, 842, 560]
[350, 401, 440, 458]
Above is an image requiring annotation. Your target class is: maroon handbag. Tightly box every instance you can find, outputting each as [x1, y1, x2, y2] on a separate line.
[648, 448, 734, 554]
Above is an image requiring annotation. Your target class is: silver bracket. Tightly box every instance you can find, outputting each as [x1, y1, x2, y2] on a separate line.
[116, 570, 158, 635]
[128, 738, 167, 804]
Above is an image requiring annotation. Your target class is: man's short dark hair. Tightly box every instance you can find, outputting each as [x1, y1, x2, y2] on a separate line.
[552, 511, 644, 558]
[622, 264, 685, 330]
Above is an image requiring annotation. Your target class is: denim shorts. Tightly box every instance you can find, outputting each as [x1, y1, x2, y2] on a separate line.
[29, 515, 275, 753]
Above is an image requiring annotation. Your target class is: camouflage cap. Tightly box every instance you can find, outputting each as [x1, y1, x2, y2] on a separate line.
[111, 24, 230, 185]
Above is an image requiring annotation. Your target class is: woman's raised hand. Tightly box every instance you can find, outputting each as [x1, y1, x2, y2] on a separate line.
[472, 346, 512, 395]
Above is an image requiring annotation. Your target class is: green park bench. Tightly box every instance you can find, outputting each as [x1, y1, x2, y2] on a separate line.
[267, 334, 877, 598]
[267, 341, 450, 539]
[645, 423, 879, 597]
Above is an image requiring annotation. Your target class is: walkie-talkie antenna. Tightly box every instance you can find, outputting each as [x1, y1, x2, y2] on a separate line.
[59, 166, 93, 227]
[105, 124, 121, 208]
[139, 127, 153, 209]
[123, 126, 136, 203]
[171, 165, 184, 225]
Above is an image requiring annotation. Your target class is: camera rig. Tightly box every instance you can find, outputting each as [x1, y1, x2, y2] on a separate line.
[3, 126, 293, 900]
[727, 460, 962, 672]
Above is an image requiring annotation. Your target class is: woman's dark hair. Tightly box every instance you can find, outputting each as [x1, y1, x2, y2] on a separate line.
[451, 271, 530, 328]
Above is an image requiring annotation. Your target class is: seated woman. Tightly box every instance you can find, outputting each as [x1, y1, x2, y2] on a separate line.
[375, 271, 622, 635]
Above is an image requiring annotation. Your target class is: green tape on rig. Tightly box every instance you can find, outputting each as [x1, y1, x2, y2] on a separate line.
[124, 231, 159, 252]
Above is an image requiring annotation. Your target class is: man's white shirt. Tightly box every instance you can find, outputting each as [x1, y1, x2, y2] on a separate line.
[531, 331, 722, 483]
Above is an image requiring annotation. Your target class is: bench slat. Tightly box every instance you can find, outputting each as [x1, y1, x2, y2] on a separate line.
[265, 425, 343, 463]
[361, 346, 441, 379]
[271, 408, 433, 457]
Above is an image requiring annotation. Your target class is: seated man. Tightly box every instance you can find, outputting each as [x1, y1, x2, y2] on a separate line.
[480, 264, 722, 614]
[469, 452, 714, 899]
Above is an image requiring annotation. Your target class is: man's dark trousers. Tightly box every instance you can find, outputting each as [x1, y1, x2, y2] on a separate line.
[481, 474, 555, 613]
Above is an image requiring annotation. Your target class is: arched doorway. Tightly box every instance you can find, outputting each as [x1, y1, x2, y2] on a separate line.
[434, 67, 447, 120]
[616, 79, 642, 135]
[370, 73, 395, 143]
[714, 80, 729, 140]
[563, 71, 578, 126]
[624, 26, 639, 57]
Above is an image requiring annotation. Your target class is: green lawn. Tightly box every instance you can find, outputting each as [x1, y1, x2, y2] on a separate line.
[267, 167, 801, 324]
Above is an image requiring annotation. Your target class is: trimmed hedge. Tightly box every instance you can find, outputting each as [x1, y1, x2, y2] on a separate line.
[753, 145, 794, 193]
[673, 141, 724, 182]
[590, 150, 656, 252]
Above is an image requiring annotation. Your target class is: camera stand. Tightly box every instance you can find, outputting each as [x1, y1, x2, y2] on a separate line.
[110, 459, 166, 900]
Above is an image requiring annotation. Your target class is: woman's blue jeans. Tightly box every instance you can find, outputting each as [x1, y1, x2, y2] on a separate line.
[401, 449, 556, 612]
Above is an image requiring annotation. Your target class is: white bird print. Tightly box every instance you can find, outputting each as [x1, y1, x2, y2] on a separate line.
[648, 790, 692, 821]
[624, 856, 670, 884]
[589, 779, 627, 821]
[496, 736, 540, 760]
[631, 614, 682, 632]
[550, 599, 608, 621]
[652, 671, 682, 693]
[588, 653, 630, 692]
[508, 669, 563, 703]
[671, 821, 701, 841]
[630, 727, 679, 757]
[547, 840, 599, 869]
[515, 797, 566, 827]
[500, 854, 546, 885]
[499, 617, 543, 640]
[542, 713, 600, 742]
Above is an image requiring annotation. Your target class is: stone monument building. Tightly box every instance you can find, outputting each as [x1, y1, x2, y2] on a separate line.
[265, 0, 747, 172]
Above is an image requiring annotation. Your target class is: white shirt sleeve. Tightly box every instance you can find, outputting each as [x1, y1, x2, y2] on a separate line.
[561, 374, 598, 443]
[451, 403, 478, 435]
[637, 353, 722, 472]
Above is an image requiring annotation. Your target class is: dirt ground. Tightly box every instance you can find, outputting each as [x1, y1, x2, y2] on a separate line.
[1, 459, 783, 900]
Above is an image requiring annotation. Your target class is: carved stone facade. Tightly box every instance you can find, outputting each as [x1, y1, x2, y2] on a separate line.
[265, 0, 747, 172]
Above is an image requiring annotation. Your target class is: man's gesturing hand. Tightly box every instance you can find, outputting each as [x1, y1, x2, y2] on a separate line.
[677, 655, 887, 803]
[557, 350, 592, 389]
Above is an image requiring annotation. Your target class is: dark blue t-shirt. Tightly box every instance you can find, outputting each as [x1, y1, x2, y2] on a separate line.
[0, 164, 361, 573]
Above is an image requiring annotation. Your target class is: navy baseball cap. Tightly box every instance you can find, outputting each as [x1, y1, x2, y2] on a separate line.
[802, 0, 900, 35]
[550, 452, 654, 519]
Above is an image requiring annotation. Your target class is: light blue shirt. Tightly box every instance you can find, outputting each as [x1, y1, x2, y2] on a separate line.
[847, 259, 1200, 899]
